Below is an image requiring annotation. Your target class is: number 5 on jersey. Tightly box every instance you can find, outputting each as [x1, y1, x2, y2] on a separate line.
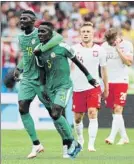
[47, 60, 52, 69]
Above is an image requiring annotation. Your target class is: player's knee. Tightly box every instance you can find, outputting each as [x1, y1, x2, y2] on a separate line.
[75, 117, 82, 124]
[51, 104, 63, 120]
[114, 105, 123, 114]
[19, 100, 32, 115]
[88, 108, 97, 119]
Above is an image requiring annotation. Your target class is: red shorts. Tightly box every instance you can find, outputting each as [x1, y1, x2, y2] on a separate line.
[73, 87, 101, 113]
[106, 83, 128, 109]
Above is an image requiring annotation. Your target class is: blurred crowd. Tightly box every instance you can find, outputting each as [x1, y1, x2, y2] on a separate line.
[1, 1, 134, 68]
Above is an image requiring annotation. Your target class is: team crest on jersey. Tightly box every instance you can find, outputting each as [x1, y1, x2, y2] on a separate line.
[31, 39, 36, 45]
[93, 51, 98, 57]
[51, 52, 56, 58]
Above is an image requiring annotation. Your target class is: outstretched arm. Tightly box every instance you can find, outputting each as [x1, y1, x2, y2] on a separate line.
[59, 42, 98, 87]
[71, 56, 98, 87]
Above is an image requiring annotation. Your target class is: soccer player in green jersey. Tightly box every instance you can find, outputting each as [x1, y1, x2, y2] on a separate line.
[14, 10, 63, 159]
[35, 22, 98, 158]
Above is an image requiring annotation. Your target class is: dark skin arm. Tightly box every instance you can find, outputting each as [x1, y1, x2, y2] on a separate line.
[71, 56, 98, 87]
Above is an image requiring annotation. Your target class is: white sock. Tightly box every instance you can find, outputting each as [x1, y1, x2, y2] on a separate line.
[88, 118, 98, 148]
[74, 120, 84, 141]
[108, 114, 120, 141]
[118, 115, 128, 139]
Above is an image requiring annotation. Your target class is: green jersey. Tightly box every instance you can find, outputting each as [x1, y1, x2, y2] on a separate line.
[39, 42, 75, 92]
[18, 28, 39, 80]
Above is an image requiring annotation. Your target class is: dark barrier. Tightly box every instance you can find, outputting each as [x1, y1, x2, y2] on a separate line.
[83, 95, 134, 128]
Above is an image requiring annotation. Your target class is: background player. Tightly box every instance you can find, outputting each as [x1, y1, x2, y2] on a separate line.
[35, 21, 98, 158]
[15, 10, 63, 159]
[102, 28, 133, 145]
[71, 22, 108, 151]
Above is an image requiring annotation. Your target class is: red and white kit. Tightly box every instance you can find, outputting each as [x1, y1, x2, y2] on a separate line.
[102, 40, 133, 109]
[71, 43, 107, 112]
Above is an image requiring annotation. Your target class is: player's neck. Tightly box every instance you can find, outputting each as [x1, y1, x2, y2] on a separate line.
[25, 27, 35, 35]
[81, 41, 94, 48]
[42, 36, 53, 45]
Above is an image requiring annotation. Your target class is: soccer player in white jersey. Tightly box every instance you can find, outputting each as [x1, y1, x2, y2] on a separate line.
[102, 28, 133, 145]
[71, 22, 109, 151]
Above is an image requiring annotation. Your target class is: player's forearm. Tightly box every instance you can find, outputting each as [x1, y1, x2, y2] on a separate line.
[101, 66, 109, 90]
[71, 56, 93, 80]
[40, 31, 63, 52]
[116, 48, 133, 66]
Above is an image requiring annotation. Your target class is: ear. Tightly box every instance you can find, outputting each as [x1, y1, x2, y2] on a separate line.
[31, 17, 36, 25]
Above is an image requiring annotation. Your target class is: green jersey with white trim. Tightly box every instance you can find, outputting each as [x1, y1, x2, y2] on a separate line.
[39, 42, 75, 91]
[18, 28, 40, 80]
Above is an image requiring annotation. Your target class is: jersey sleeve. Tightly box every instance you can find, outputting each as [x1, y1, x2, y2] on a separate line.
[59, 42, 76, 59]
[99, 47, 107, 67]
[39, 31, 63, 52]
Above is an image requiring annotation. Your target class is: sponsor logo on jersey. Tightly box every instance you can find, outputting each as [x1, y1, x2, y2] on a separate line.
[93, 51, 98, 57]
[51, 52, 56, 58]
[31, 39, 36, 45]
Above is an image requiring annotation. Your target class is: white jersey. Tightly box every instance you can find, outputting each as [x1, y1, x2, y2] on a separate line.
[102, 40, 133, 83]
[71, 43, 107, 91]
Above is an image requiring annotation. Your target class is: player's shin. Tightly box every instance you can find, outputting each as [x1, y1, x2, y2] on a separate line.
[117, 115, 129, 145]
[21, 113, 39, 143]
[54, 116, 74, 142]
[74, 120, 84, 148]
[88, 118, 98, 151]
[106, 114, 120, 143]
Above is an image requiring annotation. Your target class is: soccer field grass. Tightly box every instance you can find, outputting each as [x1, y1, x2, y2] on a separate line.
[2, 129, 134, 164]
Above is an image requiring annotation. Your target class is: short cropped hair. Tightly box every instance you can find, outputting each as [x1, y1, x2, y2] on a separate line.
[80, 21, 93, 28]
[22, 10, 36, 17]
[40, 21, 54, 30]
[21, 10, 36, 22]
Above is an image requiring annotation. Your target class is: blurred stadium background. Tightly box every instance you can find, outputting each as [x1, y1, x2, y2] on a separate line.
[1, 1, 134, 129]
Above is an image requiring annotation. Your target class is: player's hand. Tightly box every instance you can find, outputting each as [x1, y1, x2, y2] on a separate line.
[4, 69, 16, 89]
[33, 49, 42, 56]
[14, 68, 21, 81]
[88, 79, 99, 88]
[42, 92, 51, 103]
[102, 88, 109, 100]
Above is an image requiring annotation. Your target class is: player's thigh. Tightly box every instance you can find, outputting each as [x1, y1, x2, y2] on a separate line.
[54, 87, 72, 108]
[73, 90, 87, 113]
[87, 87, 101, 110]
[105, 83, 114, 109]
[35, 86, 51, 110]
[114, 83, 128, 112]
[18, 80, 36, 101]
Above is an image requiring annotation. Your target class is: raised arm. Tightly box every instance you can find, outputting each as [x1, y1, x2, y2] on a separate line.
[34, 31, 63, 54]
[116, 42, 133, 66]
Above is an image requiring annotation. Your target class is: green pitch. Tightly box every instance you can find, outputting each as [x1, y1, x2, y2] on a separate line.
[2, 129, 134, 164]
